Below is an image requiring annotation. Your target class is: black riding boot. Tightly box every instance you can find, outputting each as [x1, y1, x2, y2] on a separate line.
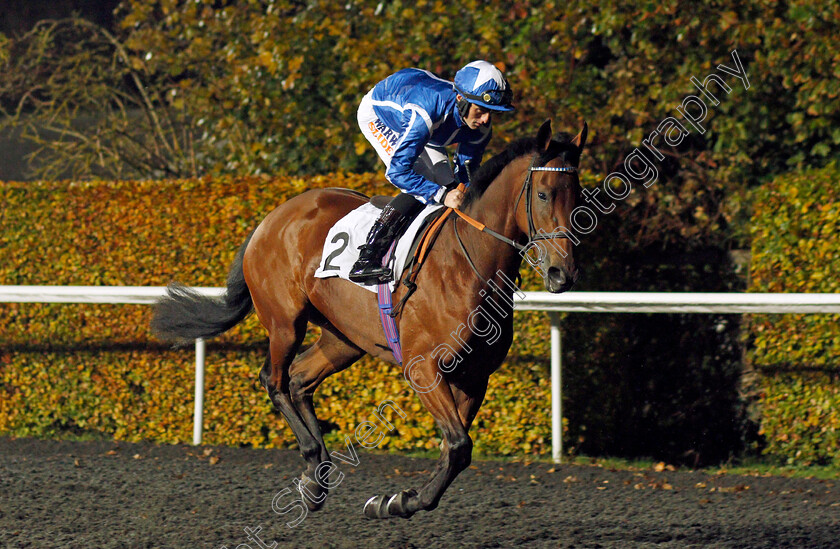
[349, 202, 416, 285]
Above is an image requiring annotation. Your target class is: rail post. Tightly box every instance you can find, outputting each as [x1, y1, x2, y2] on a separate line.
[193, 338, 206, 445]
[550, 312, 562, 463]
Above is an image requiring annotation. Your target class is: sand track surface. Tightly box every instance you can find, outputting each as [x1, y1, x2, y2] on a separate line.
[1, 437, 838, 548]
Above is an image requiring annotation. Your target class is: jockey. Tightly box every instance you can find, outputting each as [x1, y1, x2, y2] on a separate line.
[349, 60, 515, 285]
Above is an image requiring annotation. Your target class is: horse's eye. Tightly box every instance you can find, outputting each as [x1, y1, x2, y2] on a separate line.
[537, 191, 548, 202]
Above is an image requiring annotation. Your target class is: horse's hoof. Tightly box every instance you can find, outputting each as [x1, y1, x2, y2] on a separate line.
[297, 473, 327, 512]
[364, 490, 417, 519]
[386, 489, 417, 519]
[364, 495, 389, 519]
[301, 496, 325, 512]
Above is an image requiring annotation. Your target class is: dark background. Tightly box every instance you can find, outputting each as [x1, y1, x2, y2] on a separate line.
[0, 0, 119, 180]
[0, 0, 119, 36]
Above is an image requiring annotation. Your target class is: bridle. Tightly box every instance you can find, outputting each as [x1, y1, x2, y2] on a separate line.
[454, 152, 578, 253]
[452, 152, 578, 283]
[391, 151, 580, 316]
[515, 153, 579, 247]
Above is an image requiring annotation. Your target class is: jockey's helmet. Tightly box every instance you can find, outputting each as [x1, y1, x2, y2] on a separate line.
[453, 60, 515, 117]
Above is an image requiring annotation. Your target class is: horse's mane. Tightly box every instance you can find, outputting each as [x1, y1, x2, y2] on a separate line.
[463, 132, 580, 208]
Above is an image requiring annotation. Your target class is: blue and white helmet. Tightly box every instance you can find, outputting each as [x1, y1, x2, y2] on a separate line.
[453, 60, 514, 112]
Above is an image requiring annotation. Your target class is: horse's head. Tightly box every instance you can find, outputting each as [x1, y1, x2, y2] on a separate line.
[514, 120, 587, 293]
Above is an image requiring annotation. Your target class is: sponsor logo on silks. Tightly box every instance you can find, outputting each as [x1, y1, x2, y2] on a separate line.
[369, 120, 400, 155]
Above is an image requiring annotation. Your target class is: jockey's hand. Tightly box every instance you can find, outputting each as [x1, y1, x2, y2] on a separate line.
[443, 188, 465, 209]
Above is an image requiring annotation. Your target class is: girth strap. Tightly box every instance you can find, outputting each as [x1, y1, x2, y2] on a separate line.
[377, 241, 403, 365]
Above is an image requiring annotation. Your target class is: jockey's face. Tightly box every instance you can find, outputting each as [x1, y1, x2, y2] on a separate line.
[458, 96, 492, 129]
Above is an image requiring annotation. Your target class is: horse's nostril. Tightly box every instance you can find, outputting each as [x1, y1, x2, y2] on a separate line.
[545, 266, 577, 293]
[547, 267, 567, 285]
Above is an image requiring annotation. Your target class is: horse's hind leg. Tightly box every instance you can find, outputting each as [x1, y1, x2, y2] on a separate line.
[260, 324, 364, 511]
[257, 313, 327, 507]
[288, 326, 365, 464]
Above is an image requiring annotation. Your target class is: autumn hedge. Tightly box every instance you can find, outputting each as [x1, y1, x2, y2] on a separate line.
[7, 169, 835, 464]
[0, 175, 562, 456]
[747, 162, 840, 465]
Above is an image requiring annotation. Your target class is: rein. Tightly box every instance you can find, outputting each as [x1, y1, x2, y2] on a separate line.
[390, 151, 578, 316]
[452, 153, 578, 283]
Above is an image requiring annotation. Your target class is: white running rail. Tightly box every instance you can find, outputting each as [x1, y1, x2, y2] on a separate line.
[2, 286, 840, 458]
[0, 286, 224, 445]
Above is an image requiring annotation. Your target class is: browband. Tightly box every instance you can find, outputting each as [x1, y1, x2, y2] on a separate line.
[530, 166, 577, 173]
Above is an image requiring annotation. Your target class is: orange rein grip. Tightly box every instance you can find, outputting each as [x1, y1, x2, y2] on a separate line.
[413, 183, 484, 266]
[452, 209, 485, 231]
[450, 183, 486, 231]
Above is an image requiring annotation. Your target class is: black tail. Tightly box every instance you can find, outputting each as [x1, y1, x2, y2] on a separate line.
[151, 232, 255, 344]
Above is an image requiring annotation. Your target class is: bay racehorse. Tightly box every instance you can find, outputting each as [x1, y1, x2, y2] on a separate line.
[151, 119, 587, 519]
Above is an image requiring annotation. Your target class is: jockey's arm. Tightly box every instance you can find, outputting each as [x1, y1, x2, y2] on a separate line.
[385, 107, 449, 205]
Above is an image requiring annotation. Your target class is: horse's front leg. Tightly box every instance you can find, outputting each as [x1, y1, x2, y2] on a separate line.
[364, 370, 477, 519]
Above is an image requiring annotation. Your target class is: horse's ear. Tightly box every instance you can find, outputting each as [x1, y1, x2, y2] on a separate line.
[536, 119, 552, 152]
[571, 121, 588, 151]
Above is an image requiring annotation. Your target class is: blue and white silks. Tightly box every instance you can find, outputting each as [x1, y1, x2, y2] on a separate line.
[357, 68, 492, 204]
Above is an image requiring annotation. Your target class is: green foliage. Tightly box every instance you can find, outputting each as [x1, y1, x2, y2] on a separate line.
[3, 1, 837, 252]
[748, 163, 840, 366]
[0, 32, 9, 65]
[747, 162, 840, 465]
[0, 175, 555, 456]
[115, 0, 839, 248]
[758, 374, 840, 467]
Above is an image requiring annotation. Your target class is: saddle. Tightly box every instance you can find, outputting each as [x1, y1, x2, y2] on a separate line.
[368, 195, 392, 210]
[368, 195, 451, 317]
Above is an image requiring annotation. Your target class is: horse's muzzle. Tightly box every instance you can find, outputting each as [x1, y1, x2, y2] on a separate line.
[544, 266, 578, 293]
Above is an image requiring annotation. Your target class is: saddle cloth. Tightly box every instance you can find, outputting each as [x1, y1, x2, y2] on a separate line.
[314, 202, 445, 293]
